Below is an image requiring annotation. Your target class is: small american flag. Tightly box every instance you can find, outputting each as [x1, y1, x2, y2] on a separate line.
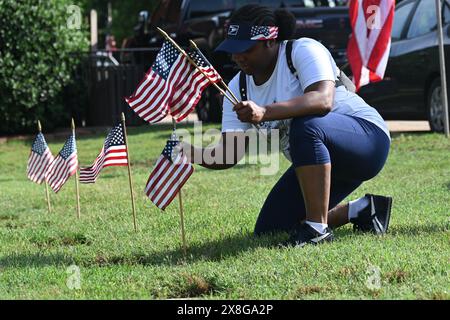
[125, 40, 211, 123]
[250, 26, 278, 40]
[27, 132, 54, 184]
[45, 133, 78, 193]
[145, 138, 194, 210]
[187, 47, 222, 84]
[79, 122, 128, 183]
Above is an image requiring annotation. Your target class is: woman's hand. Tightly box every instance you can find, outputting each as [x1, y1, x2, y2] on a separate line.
[233, 100, 266, 124]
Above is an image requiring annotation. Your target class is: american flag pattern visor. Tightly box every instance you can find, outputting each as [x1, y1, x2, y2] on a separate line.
[215, 22, 279, 53]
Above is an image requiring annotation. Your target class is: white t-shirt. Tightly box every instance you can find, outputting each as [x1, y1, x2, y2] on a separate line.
[221, 38, 391, 161]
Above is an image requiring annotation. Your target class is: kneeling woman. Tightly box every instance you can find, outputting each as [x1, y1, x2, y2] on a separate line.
[182, 4, 392, 246]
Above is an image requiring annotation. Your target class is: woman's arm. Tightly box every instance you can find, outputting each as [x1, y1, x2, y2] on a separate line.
[181, 132, 249, 170]
[233, 80, 336, 124]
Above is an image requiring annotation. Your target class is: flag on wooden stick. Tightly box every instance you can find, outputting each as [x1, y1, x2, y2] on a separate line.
[125, 40, 212, 124]
[145, 137, 194, 210]
[79, 122, 128, 183]
[45, 133, 78, 193]
[27, 132, 54, 184]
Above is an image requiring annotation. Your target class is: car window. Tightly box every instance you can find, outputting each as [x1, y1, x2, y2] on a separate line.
[391, 1, 416, 41]
[188, 0, 235, 18]
[407, 0, 437, 38]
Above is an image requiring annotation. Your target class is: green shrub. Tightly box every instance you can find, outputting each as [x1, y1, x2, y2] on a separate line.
[0, 0, 88, 134]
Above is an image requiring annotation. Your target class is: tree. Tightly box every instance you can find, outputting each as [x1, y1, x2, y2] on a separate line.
[0, 0, 89, 134]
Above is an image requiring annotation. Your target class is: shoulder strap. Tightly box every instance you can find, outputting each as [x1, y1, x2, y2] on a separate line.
[239, 40, 348, 99]
[239, 41, 297, 101]
[239, 71, 247, 101]
[286, 40, 298, 79]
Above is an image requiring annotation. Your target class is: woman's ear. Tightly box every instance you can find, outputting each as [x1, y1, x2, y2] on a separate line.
[265, 40, 276, 48]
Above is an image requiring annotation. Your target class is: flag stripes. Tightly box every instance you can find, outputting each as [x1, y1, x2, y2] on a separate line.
[145, 140, 194, 210]
[45, 134, 78, 193]
[125, 40, 215, 124]
[79, 122, 128, 183]
[27, 133, 54, 184]
[347, 0, 395, 90]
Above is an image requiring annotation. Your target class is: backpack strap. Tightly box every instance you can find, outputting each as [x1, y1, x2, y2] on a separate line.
[286, 39, 345, 88]
[285, 40, 298, 79]
[239, 71, 247, 101]
[238, 40, 347, 100]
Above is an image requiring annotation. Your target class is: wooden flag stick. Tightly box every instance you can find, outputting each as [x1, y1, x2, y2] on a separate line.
[178, 189, 187, 257]
[157, 27, 238, 106]
[38, 120, 52, 213]
[172, 118, 187, 257]
[189, 40, 240, 104]
[121, 113, 138, 232]
[45, 178, 51, 213]
[72, 119, 81, 219]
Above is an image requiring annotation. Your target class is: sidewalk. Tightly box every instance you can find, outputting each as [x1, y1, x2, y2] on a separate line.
[0, 118, 432, 144]
[386, 120, 430, 132]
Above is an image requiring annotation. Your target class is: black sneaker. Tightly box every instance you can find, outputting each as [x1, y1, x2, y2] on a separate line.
[350, 194, 392, 235]
[279, 223, 334, 248]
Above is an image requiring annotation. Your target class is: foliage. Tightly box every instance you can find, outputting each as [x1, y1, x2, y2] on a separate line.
[0, 0, 89, 134]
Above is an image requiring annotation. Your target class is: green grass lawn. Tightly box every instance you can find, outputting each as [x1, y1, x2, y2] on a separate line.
[0, 123, 449, 299]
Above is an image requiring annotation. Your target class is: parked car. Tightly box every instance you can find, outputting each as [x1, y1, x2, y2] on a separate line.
[358, 0, 450, 132]
[123, 0, 352, 122]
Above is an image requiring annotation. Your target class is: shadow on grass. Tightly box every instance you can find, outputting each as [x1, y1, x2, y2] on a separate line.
[333, 222, 449, 239]
[90, 231, 286, 267]
[0, 253, 74, 268]
[390, 132, 433, 139]
[388, 223, 449, 236]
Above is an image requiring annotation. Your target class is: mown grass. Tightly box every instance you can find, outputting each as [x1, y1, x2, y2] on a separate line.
[0, 123, 449, 299]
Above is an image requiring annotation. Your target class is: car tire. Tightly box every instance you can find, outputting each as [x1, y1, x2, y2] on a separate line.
[427, 78, 449, 132]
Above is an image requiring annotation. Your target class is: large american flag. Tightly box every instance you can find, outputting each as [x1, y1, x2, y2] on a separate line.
[45, 133, 78, 193]
[145, 138, 194, 210]
[27, 132, 54, 184]
[125, 40, 212, 123]
[347, 0, 395, 91]
[79, 122, 128, 183]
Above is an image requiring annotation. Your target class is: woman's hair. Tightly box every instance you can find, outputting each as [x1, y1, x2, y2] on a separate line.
[229, 4, 296, 41]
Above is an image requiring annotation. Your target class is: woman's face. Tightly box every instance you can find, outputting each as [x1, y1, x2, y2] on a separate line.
[231, 40, 277, 76]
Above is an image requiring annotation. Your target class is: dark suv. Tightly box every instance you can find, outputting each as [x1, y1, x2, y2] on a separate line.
[125, 0, 351, 122]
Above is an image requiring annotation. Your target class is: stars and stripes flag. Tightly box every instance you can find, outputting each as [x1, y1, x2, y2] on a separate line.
[187, 47, 222, 84]
[145, 138, 194, 210]
[27, 132, 54, 184]
[79, 122, 128, 183]
[347, 0, 395, 91]
[125, 40, 213, 124]
[45, 133, 78, 193]
[250, 26, 279, 40]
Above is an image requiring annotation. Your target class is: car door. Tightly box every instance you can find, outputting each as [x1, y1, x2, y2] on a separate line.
[399, 0, 440, 114]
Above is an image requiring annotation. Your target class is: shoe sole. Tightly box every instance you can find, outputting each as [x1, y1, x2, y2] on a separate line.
[363, 194, 393, 235]
[383, 196, 393, 233]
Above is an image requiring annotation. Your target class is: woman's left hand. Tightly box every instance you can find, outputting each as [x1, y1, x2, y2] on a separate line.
[233, 100, 266, 124]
